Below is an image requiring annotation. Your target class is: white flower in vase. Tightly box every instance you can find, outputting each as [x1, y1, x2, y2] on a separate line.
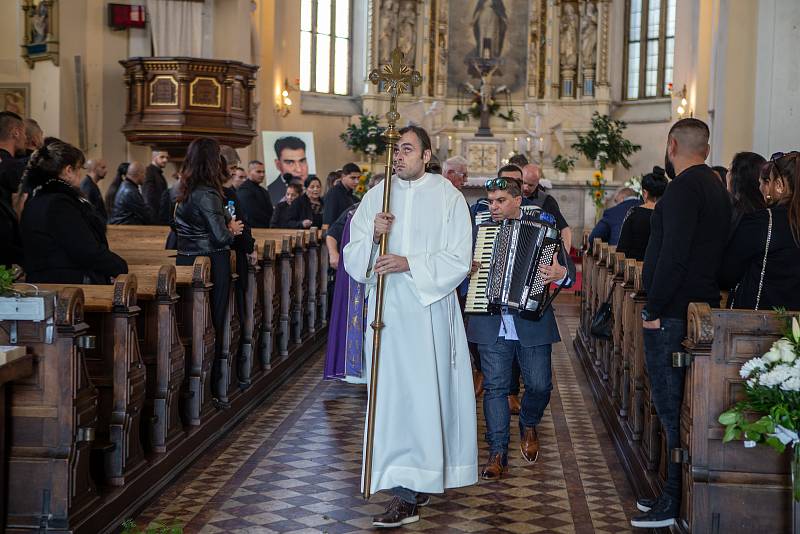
[740, 356, 768, 379]
[792, 317, 800, 343]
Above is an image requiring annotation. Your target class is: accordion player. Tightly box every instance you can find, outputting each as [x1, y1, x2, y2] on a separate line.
[466, 208, 563, 320]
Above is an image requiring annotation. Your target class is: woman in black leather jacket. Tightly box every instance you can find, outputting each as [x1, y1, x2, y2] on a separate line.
[174, 137, 244, 408]
[286, 176, 324, 229]
[21, 139, 128, 283]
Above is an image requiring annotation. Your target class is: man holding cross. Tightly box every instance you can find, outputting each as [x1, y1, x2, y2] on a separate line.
[343, 125, 478, 528]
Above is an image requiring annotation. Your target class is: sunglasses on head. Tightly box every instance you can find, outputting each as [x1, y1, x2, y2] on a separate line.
[770, 151, 800, 161]
[485, 177, 520, 191]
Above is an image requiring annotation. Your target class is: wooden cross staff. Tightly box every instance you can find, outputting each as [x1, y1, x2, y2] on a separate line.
[362, 48, 422, 501]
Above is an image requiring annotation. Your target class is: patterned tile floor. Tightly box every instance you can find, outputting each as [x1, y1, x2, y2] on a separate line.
[133, 296, 638, 533]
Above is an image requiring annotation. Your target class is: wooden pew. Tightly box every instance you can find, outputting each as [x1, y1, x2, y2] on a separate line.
[1, 228, 329, 532]
[575, 244, 794, 532]
[678, 303, 790, 532]
[35, 276, 147, 487]
[106, 225, 294, 362]
[125, 256, 215, 426]
[124, 264, 186, 453]
[2, 288, 101, 530]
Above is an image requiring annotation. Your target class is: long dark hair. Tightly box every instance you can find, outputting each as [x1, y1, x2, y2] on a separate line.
[730, 152, 767, 216]
[22, 138, 85, 192]
[104, 162, 129, 213]
[762, 152, 800, 244]
[177, 137, 225, 202]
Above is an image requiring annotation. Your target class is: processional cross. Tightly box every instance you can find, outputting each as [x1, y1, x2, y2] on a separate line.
[362, 48, 422, 501]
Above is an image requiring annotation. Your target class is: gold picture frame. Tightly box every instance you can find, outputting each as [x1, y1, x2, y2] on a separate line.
[0, 84, 30, 116]
[21, 0, 59, 68]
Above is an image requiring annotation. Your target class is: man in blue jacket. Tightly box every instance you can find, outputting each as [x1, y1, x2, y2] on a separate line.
[466, 177, 575, 480]
[587, 186, 641, 247]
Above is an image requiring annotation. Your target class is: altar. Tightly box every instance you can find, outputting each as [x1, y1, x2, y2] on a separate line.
[361, 0, 626, 240]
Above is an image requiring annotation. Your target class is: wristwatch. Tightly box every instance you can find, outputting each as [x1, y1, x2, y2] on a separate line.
[641, 309, 658, 322]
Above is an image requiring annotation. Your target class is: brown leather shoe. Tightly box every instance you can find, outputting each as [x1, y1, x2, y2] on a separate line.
[480, 451, 508, 481]
[473, 370, 484, 397]
[508, 395, 521, 415]
[372, 497, 419, 528]
[520, 426, 540, 463]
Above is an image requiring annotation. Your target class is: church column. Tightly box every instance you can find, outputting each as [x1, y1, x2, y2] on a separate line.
[594, 0, 611, 101]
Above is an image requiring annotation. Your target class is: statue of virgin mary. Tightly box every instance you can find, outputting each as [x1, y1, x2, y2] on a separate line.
[472, 0, 508, 58]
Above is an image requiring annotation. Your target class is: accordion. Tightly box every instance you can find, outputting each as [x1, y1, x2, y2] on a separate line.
[465, 212, 562, 319]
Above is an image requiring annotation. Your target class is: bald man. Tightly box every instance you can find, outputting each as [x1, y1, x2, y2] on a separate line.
[109, 161, 153, 225]
[521, 164, 572, 251]
[80, 158, 108, 221]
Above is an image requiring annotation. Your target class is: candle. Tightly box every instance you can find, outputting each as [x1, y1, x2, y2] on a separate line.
[435, 135, 440, 151]
[526, 136, 531, 153]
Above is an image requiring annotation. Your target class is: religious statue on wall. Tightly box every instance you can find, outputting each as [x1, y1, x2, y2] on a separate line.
[581, 2, 598, 69]
[560, 3, 579, 70]
[22, 0, 59, 67]
[472, 0, 508, 58]
[378, 0, 398, 64]
[397, 1, 417, 66]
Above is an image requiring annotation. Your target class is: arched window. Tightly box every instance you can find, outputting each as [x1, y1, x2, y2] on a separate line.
[300, 0, 352, 95]
[625, 0, 676, 100]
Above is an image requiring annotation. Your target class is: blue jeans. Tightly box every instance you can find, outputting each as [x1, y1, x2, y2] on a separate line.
[478, 337, 553, 454]
[390, 486, 417, 504]
[643, 318, 687, 502]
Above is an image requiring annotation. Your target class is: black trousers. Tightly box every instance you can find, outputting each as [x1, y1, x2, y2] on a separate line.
[177, 251, 231, 358]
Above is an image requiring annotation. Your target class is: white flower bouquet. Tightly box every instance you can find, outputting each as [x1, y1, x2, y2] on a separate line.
[719, 315, 800, 500]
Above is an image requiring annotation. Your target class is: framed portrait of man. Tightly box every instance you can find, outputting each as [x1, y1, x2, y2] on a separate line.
[261, 131, 318, 187]
[0, 85, 29, 116]
[21, 0, 59, 67]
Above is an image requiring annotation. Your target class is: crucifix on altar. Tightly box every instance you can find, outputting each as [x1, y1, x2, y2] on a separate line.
[464, 38, 507, 137]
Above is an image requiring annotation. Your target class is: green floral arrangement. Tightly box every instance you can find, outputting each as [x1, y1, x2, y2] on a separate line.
[452, 109, 470, 123]
[339, 114, 387, 158]
[553, 154, 577, 174]
[718, 313, 800, 501]
[572, 112, 641, 171]
[498, 109, 519, 123]
[469, 95, 500, 119]
[0, 266, 14, 295]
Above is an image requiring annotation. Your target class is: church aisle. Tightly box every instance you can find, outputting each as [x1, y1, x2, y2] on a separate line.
[133, 297, 637, 533]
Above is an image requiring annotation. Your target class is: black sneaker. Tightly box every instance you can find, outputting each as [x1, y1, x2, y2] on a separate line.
[630, 495, 677, 528]
[636, 496, 659, 513]
[416, 493, 431, 507]
[372, 497, 420, 528]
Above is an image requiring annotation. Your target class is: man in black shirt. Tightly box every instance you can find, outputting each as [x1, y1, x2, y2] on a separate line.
[143, 150, 169, 224]
[632, 118, 731, 529]
[323, 162, 359, 225]
[238, 160, 274, 228]
[521, 164, 572, 251]
[80, 158, 108, 222]
[0, 112, 28, 207]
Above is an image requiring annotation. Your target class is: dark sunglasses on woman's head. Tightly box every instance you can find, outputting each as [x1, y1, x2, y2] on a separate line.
[485, 177, 520, 191]
[770, 151, 800, 161]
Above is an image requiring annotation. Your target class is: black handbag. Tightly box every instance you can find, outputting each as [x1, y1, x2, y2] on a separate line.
[591, 285, 614, 339]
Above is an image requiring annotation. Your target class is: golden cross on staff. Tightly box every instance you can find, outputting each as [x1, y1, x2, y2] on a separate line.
[362, 48, 422, 501]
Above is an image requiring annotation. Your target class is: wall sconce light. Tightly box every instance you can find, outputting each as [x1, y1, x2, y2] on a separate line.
[674, 84, 692, 118]
[275, 78, 297, 117]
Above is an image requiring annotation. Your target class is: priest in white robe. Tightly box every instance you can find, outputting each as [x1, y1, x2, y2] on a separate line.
[343, 125, 478, 528]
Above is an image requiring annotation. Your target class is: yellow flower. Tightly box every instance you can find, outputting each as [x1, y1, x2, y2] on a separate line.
[594, 191, 603, 199]
[593, 171, 603, 179]
[592, 179, 601, 187]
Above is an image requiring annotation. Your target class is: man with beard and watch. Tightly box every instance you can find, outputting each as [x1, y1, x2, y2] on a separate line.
[631, 118, 731, 529]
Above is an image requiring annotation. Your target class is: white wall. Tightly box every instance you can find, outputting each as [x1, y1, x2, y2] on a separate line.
[754, 0, 800, 157]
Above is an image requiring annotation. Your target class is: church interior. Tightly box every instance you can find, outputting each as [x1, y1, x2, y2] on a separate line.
[0, 0, 799, 532]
